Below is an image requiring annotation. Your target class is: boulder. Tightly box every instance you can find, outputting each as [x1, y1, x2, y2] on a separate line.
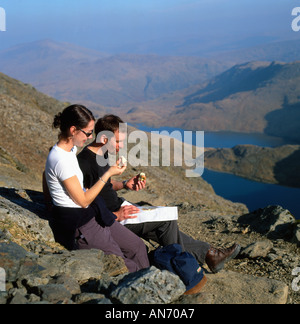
[238, 205, 296, 240]
[36, 284, 72, 304]
[37, 249, 128, 283]
[240, 240, 273, 259]
[0, 188, 55, 243]
[293, 223, 300, 246]
[0, 241, 42, 283]
[109, 266, 186, 304]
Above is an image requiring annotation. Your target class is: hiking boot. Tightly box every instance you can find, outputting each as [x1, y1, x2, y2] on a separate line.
[205, 243, 241, 274]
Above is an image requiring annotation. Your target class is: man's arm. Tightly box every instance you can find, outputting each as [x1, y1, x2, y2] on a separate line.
[111, 179, 125, 191]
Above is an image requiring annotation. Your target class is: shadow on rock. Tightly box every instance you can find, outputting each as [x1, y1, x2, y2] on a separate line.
[0, 187, 49, 221]
[238, 205, 296, 240]
[273, 149, 300, 188]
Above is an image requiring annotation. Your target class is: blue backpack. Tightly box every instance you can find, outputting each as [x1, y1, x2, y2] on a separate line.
[152, 244, 206, 292]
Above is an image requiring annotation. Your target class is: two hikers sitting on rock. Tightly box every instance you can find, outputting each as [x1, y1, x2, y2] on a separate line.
[44, 105, 150, 273]
[44, 105, 241, 294]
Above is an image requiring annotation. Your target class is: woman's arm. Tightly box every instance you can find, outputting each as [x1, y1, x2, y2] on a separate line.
[63, 161, 126, 208]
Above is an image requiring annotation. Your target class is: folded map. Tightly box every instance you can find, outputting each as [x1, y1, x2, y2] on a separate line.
[120, 201, 178, 225]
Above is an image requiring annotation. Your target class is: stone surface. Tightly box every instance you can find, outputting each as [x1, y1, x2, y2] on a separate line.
[1, 186, 298, 304]
[110, 266, 186, 304]
[74, 293, 112, 305]
[37, 249, 107, 283]
[0, 241, 41, 283]
[102, 254, 129, 277]
[238, 205, 296, 240]
[241, 241, 274, 259]
[37, 284, 72, 303]
[179, 271, 289, 305]
[0, 188, 55, 243]
[293, 223, 300, 246]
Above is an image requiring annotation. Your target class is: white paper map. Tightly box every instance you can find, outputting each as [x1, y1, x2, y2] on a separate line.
[120, 201, 178, 225]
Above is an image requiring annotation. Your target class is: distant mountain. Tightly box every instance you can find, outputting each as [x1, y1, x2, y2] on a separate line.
[0, 39, 109, 63]
[111, 36, 300, 61]
[205, 145, 300, 188]
[176, 61, 300, 142]
[209, 39, 300, 64]
[2, 39, 300, 142]
[0, 39, 231, 108]
[125, 61, 300, 143]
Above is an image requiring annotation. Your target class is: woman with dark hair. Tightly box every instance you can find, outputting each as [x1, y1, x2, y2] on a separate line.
[45, 105, 150, 272]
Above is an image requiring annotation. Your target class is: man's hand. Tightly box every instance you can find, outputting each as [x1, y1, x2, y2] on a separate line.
[125, 175, 146, 192]
[114, 205, 140, 222]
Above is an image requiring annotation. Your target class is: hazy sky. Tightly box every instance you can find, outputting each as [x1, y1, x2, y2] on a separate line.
[0, 0, 299, 55]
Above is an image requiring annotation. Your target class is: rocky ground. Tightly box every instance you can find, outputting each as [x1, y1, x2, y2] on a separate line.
[0, 163, 299, 304]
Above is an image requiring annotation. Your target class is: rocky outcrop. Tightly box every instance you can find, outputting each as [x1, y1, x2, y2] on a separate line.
[109, 267, 186, 304]
[1, 187, 299, 304]
[204, 144, 300, 188]
[0, 235, 290, 305]
[238, 205, 299, 244]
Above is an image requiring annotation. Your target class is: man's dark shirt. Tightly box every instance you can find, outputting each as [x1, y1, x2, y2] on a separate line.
[77, 147, 124, 212]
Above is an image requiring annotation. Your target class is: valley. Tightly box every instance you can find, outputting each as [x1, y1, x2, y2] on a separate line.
[1, 40, 300, 144]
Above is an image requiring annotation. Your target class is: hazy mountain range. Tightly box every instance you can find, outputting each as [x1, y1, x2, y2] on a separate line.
[123, 61, 300, 143]
[0, 40, 230, 108]
[176, 61, 300, 140]
[1, 39, 300, 142]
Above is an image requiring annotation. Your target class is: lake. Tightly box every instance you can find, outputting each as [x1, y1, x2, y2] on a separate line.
[135, 125, 296, 148]
[136, 124, 300, 219]
[202, 169, 300, 219]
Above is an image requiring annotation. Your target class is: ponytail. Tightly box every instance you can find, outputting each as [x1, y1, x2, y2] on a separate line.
[52, 105, 95, 140]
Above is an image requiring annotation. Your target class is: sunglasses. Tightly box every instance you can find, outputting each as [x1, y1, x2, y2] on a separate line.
[79, 129, 94, 138]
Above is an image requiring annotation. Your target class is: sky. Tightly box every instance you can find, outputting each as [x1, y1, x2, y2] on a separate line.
[0, 0, 300, 55]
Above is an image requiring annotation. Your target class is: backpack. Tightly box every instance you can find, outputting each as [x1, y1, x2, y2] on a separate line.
[152, 244, 207, 294]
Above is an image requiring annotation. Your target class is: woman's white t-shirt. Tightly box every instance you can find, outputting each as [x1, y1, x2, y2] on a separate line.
[45, 144, 84, 208]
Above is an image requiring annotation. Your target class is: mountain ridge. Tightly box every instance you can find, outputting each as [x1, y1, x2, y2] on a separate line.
[175, 61, 300, 141]
[122, 61, 300, 143]
[209, 39, 300, 63]
[0, 39, 231, 108]
[0, 72, 66, 188]
[1, 40, 300, 142]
